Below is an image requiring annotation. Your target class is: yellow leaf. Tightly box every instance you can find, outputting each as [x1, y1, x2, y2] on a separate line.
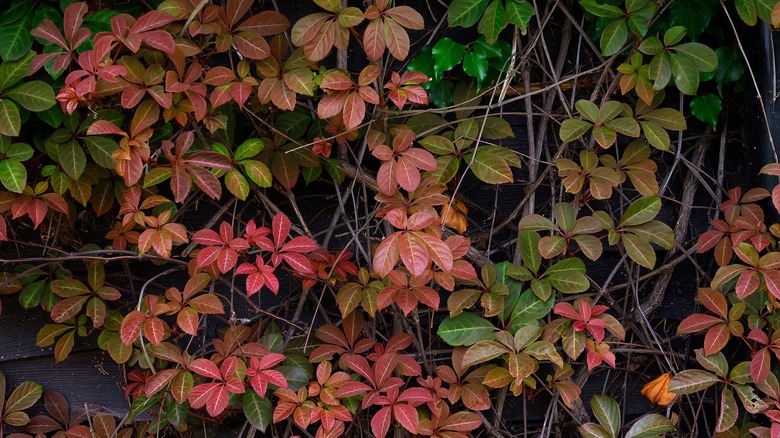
[641, 372, 676, 406]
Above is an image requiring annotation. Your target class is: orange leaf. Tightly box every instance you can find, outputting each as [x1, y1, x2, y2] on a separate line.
[440, 199, 468, 233]
[641, 372, 676, 406]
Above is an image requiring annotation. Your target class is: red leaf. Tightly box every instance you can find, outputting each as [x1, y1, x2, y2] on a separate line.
[271, 214, 291, 249]
[177, 307, 199, 335]
[50, 296, 89, 323]
[363, 19, 385, 61]
[677, 314, 722, 334]
[751, 348, 771, 383]
[87, 120, 125, 136]
[374, 233, 400, 277]
[30, 19, 68, 49]
[235, 31, 271, 60]
[393, 403, 419, 433]
[342, 92, 365, 130]
[63, 2, 89, 44]
[190, 358, 222, 380]
[398, 233, 429, 276]
[282, 236, 318, 253]
[190, 294, 224, 314]
[704, 324, 730, 355]
[236, 11, 290, 35]
[144, 317, 166, 345]
[144, 369, 177, 397]
[698, 288, 728, 318]
[383, 19, 410, 60]
[132, 11, 175, 33]
[188, 382, 218, 409]
[120, 311, 146, 345]
[141, 30, 175, 54]
[763, 269, 780, 300]
[371, 406, 393, 438]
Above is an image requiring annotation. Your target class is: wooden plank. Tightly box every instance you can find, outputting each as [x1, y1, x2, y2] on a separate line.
[0, 349, 129, 417]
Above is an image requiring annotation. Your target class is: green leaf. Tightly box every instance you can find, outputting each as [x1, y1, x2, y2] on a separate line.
[0, 50, 33, 91]
[425, 80, 454, 108]
[506, 0, 535, 33]
[437, 313, 496, 346]
[468, 148, 514, 184]
[0, 159, 26, 193]
[591, 395, 620, 438]
[690, 93, 721, 129]
[241, 160, 273, 187]
[225, 169, 250, 200]
[628, 220, 674, 249]
[127, 394, 163, 423]
[517, 231, 541, 274]
[278, 365, 310, 391]
[638, 37, 663, 55]
[619, 196, 660, 227]
[545, 258, 589, 293]
[478, 0, 507, 44]
[275, 112, 310, 139]
[4, 381, 42, 413]
[166, 401, 188, 428]
[640, 120, 670, 151]
[559, 119, 592, 142]
[448, 0, 489, 27]
[641, 108, 687, 130]
[407, 51, 436, 82]
[57, 139, 86, 181]
[0, 100, 20, 137]
[6, 142, 32, 161]
[648, 53, 672, 90]
[717, 387, 738, 433]
[235, 138, 264, 161]
[0, 14, 32, 62]
[508, 289, 554, 330]
[625, 413, 676, 438]
[579, 0, 624, 18]
[19, 280, 46, 309]
[622, 233, 656, 269]
[735, 0, 758, 25]
[580, 423, 612, 438]
[243, 390, 273, 432]
[670, 53, 699, 95]
[715, 46, 744, 85]
[462, 340, 508, 368]
[674, 43, 718, 72]
[432, 38, 466, 77]
[463, 52, 489, 84]
[82, 136, 119, 169]
[6, 81, 55, 111]
[663, 26, 687, 46]
[600, 19, 628, 56]
[668, 369, 719, 394]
